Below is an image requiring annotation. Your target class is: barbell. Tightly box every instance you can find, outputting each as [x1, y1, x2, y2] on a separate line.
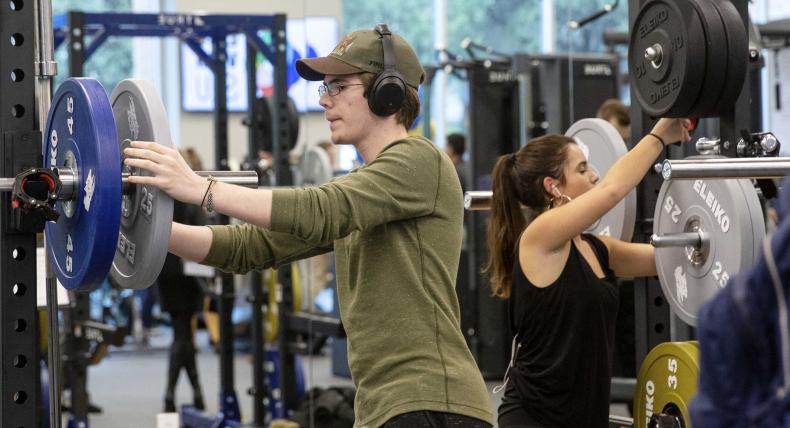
[9, 78, 259, 293]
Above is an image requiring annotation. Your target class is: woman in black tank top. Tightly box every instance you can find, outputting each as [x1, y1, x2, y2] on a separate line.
[482, 118, 692, 428]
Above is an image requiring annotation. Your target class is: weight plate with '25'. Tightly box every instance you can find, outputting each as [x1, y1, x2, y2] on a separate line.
[653, 168, 764, 326]
[110, 79, 174, 290]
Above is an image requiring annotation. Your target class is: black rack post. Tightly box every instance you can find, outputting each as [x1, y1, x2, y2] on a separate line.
[246, 39, 266, 427]
[269, 13, 300, 414]
[1, 0, 42, 425]
[465, 63, 520, 379]
[67, 11, 85, 77]
[211, 31, 242, 422]
[214, 34, 230, 172]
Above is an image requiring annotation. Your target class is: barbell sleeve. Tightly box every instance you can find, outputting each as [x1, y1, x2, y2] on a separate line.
[120, 171, 260, 196]
[188, 171, 260, 188]
[464, 191, 494, 211]
[0, 178, 14, 191]
[667, 157, 790, 164]
[650, 232, 703, 248]
[49, 169, 259, 200]
[660, 157, 790, 180]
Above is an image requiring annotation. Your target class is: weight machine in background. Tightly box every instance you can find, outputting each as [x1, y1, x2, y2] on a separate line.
[1, 6, 295, 428]
[58, 12, 292, 428]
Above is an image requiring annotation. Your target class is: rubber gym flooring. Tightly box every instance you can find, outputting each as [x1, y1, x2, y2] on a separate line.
[82, 329, 628, 428]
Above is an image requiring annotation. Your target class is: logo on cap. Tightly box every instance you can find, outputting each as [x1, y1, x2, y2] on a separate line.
[332, 35, 355, 56]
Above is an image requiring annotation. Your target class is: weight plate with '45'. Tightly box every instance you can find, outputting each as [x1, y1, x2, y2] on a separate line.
[44, 78, 122, 292]
[109, 79, 174, 290]
[653, 175, 764, 326]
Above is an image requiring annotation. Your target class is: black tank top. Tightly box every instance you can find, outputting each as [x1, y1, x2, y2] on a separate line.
[498, 234, 619, 428]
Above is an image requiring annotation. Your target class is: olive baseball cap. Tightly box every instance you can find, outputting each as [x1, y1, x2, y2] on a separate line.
[296, 27, 425, 88]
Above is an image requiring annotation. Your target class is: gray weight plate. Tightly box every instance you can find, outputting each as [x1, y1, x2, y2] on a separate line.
[109, 80, 174, 290]
[300, 145, 333, 186]
[565, 118, 636, 242]
[653, 176, 763, 326]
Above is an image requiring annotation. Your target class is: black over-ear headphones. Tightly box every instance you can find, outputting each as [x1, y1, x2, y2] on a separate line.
[368, 24, 406, 117]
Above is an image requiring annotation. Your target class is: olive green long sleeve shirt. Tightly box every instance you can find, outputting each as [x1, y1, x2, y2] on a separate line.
[202, 136, 493, 427]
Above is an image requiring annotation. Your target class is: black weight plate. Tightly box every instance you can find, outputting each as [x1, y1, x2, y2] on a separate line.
[710, 0, 749, 114]
[687, 0, 729, 117]
[251, 96, 300, 152]
[629, 0, 708, 117]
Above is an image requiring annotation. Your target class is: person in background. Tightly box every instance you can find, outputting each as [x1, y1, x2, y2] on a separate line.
[159, 147, 207, 413]
[596, 98, 631, 142]
[445, 133, 469, 192]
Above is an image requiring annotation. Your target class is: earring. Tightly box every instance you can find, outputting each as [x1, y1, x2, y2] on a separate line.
[549, 185, 572, 208]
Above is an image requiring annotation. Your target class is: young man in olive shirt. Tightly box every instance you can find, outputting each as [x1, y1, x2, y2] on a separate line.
[124, 26, 493, 428]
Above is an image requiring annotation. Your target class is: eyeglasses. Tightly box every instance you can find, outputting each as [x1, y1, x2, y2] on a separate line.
[318, 82, 365, 97]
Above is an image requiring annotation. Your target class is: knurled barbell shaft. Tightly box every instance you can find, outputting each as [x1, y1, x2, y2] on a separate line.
[650, 232, 703, 248]
[661, 158, 790, 180]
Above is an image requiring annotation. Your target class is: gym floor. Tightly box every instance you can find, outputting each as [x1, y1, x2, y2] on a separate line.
[81, 329, 629, 427]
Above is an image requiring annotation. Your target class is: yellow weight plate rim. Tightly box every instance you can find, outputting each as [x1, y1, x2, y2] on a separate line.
[263, 264, 303, 343]
[634, 341, 699, 428]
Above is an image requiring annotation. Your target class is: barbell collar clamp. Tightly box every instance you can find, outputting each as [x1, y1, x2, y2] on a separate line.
[760, 134, 780, 153]
[695, 137, 722, 155]
[650, 231, 704, 249]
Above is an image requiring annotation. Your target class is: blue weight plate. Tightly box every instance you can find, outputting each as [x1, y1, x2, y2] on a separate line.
[44, 78, 122, 292]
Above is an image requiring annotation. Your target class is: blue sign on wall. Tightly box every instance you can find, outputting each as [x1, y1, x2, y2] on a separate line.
[181, 17, 339, 113]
